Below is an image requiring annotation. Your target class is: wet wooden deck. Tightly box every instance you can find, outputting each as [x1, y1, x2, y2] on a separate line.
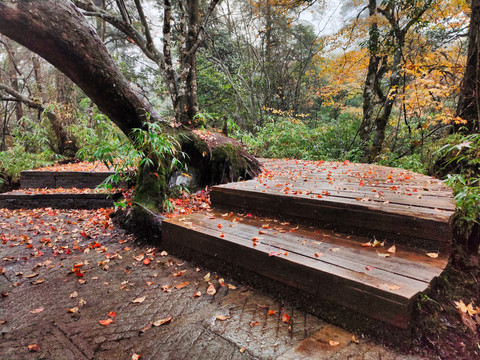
[162, 159, 455, 329]
[211, 159, 455, 251]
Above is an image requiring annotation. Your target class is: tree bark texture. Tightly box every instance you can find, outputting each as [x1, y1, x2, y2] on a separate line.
[360, 0, 379, 149]
[456, 0, 480, 132]
[0, 0, 160, 138]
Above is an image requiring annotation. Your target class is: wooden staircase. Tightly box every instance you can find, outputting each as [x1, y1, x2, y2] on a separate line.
[162, 159, 455, 330]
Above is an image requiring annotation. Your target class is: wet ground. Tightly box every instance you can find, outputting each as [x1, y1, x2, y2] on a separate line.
[0, 207, 420, 359]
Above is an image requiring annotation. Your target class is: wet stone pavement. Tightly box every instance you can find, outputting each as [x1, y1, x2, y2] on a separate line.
[0, 208, 419, 359]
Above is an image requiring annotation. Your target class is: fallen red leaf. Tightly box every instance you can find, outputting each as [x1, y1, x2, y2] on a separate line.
[108, 311, 117, 318]
[282, 314, 291, 323]
[28, 344, 41, 352]
[99, 319, 114, 326]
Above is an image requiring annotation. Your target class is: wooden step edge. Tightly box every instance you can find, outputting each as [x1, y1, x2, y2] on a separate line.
[20, 170, 116, 175]
[0, 192, 122, 200]
[190, 211, 449, 281]
[0, 192, 121, 209]
[162, 218, 433, 329]
[210, 187, 453, 252]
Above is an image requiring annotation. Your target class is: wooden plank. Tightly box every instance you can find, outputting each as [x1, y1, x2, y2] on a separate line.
[0, 191, 121, 209]
[215, 183, 454, 221]
[252, 179, 456, 210]
[194, 212, 448, 284]
[163, 216, 412, 328]
[211, 186, 452, 247]
[20, 170, 121, 189]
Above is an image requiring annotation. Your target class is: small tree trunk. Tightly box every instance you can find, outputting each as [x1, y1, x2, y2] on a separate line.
[360, 0, 379, 151]
[185, 0, 200, 122]
[369, 37, 404, 162]
[3, 37, 24, 122]
[456, 0, 480, 132]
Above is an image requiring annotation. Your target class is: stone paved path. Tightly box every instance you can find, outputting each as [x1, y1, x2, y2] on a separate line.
[0, 208, 420, 359]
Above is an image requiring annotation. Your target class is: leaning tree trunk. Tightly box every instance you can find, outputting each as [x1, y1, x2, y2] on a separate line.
[0, 0, 156, 136]
[0, 0, 261, 211]
[456, 0, 480, 133]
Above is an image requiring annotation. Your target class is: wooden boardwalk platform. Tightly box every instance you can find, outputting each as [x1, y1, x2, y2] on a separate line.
[211, 159, 455, 251]
[162, 159, 455, 330]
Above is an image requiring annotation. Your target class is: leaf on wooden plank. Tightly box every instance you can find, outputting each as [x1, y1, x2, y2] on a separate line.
[227, 284, 236, 290]
[372, 239, 384, 247]
[132, 296, 146, 304]
[207, 284, 216, 296]
[204, 272, 211, 282]
[153, 316, 173, 326]
[99, 318, 114, 326]
[387, 245, 396, 253]
[376, 251, 390, 258]
[361, 241, 372, 247]
[173, 270, 186, 277]
[216, 314, 228, 321]
[70, 291, 78, 298]
[426, 252, 439, 258]
[30, 307, 44, 314]
[282, 314, 291, 323]
[329, 340, 340, 346]
[175, 281, 189, 289]
[269, 252, 281, 257]
[68, 306, 79, 313]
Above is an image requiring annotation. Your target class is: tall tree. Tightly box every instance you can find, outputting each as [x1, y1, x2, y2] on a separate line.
[73, 0, 220, 125]
[456, 0, 480, 132]
[359, 0, 433, 161]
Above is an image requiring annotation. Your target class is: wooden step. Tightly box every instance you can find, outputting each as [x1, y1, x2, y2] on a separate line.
[20, 170, 124, 189]
[211, 159, 455, 251]
[0, 190, 122, 209]
[162, 210, 448, 329]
